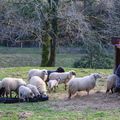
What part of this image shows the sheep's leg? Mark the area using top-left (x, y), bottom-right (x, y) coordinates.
top-left (68, 88), bottom-right (72, 99)
top-left (111, 87), bottom-right (114, 93)
top-left (48, 89), bottom-right (51, 93)
top-left (54, 86), bottom-right (57, 92)
top-left (86, 90), bottom-right (89, 95)
top-left (65, 83), bottom-right (67, 90)
top-left (2, 89), bottom-right (5, 97)
top-left (10, 91), bottom-right (12, 98)
top-left (6, 92), bottom-right (9, 98)
top-left (15, 91), bottom-right (19, 98)
top-left (106, 89), bottom-right (109, 93)
top-left (68, 92), bottom-right (71, 99)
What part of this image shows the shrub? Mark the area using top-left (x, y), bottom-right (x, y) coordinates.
top-left (73, 55), bottom-right (113, 69)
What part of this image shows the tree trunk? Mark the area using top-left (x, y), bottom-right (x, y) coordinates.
top-left (47, 0), bottom-right (58, 66)
top-left (115, 47), bottom-right (120, 71)
top-left (47, 34), bottom-right (56, 66)
top-left (41, 21), bottom-right (51, 67)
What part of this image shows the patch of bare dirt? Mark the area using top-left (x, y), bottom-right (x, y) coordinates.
top-left (0, 111), bottom-right (4, 117)
top-left (19, 112), bottom-right (33, 120)
top-left (48, 90), bottom-right (120, 111)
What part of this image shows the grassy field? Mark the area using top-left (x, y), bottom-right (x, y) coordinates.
top-left (0, 47), bottom-right (119, 120)
top-left (1, 67), bottom-right (119, 120)
top-left (0, 47), bottom-right (84, 68)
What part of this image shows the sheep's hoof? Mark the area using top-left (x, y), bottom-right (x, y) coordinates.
top-left (67, 97), bottom-right (71, 100)
top-left (106, 89), bottom-right (109, 93)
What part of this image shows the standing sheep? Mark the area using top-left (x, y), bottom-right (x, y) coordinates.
top-left (67, 73), bottom-right (101, 99)
top-left (28, 69), bottom-right (48, 81)
top-left (0, 78), bottom-right (26, 97)
top-left (46, 67), bottom-right (65, 83)
top-left (29, 76), bottom-right (47, 95)
top-left (27, 84), bottom-right (40, 97)
top-left (106, 74), bottom-right (117, 93)
top-left (19, 85), bottom-right (34, 101)
top-left (49, 71), bottom-right (76, 90)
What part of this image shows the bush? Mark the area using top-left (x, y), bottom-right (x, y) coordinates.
top-left (73, 55), bottom-right (113, 69)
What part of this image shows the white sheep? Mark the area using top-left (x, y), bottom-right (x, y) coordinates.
top-left (19, 85), bottom-right (34, 101)
top-left (106, 74), bottom-right (117, 93)
top-left (48, 79), bottom-right (60, 92)
top-left (29, 76), bottom-right (47, 95)
top-left (49, 71), bottom-right (76, 90)
top-left (1, 77), bottom-right (26, 97)
top-left (67, 73), bottom-right (101, 99)
top-left (28, 69), bottom-right (48, 81)
top-left (27, 84), bottom-right (40, 97)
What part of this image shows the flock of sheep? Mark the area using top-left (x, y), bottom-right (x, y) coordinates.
top-left (0, 67), bottom-right (118, 101)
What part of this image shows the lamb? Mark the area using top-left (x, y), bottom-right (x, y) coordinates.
top-left (48, 78), bottom-right (60, 92)
top-left (0, 77), bottom-right (26, 97)
top-left (49, 71), bottom-right (76, 90)
top-left (106, 74), bottom-right (117, 93)
top-left (26, 84), bottom-right (40, 97)
top-left (67, 73), bottom-right (101, 99)
top-left (19, 85), bottom-right (34, 101)
top-left (28, 69), bottom-right (48, 81)
top-left (29, 76), bottom-right (47, 95)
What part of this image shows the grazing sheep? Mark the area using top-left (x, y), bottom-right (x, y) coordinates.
top-left (29, 76), bottom-right (47, 95)
top-left (67, 73), bottom-right (101, 99)
top-left (19, 85), bottom-right (34, 101)
top-left (49, 71), bottom-right (76, 90)
top-left (27, 84), bottom-right (40, 97)
top-left (0, 78), bottom-right (26, 97)
top-left (48, 78), bottom-right (60, 92)
top-left (106, 74), bottom-right (117, 93)
top-left (28, 69), bottom-right (48, 81)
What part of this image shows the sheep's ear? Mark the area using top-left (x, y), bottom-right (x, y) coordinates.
top-left (43, 70), bottom-right (48, 75)
top-left (30, 92), bottom-right (33, 97)
top-left (72, 72), bottom-right (76, 76)
top-left (70, 71), bottom-right (76, 76)
top-left (57, 77), bottom-right (61, 82)
top-left (98, 74), bottom-right (102, 78)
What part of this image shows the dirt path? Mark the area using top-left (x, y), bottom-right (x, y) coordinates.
top-left (48, 91), bottom-right (120, 111)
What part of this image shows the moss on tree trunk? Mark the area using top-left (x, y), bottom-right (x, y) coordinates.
top-left (41, 21), bottom-right (51, 67)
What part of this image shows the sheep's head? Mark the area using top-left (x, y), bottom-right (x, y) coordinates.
top-left (56, 77), bottom-right (61, 83)
top-left (70, 70), bottom-right (76, 76)
top-left (56, 67), bottom-right (65, 72)
top-left (68, 71), bottom-right (76, 80)
top-left (93, 73), bottom-right (102, 80)
top-left (29, 92), bottom-right (34, 98)
top-left (41, 70), bottom-right (48, 81)
top-left (17, 79), bottom-right (26, 86)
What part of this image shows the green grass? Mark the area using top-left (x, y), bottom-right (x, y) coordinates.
top-left (0, 67), bottom-right (117, 120)
top-left (0, 100), bottom-right (120, 120)
top-left (0, 47), bottom-right (117, 119)
top-left (0, 47), bottom-right (83, 67)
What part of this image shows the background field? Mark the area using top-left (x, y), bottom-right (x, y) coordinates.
top-left (0, 47), bottom-right (85, 68)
